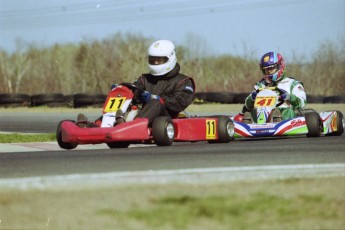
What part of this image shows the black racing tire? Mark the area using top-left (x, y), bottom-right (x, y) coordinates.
top-left (31, 93), bottom-right (64, 106)
top-left (305, 112), bottom-right (321, 137)
top-left (56, 120), bottom-right (78, 149)
top-left (208, 116), bottom-right (234, 143)
top-left (307, 95), bottom-right (324, 103)
top-left (106, 142), bottom-right (130, 148)
top-left (73, 93), bottom-right (106, 108)
top-left (323, 96), bottom-right (345, 104)
top-left (0, 93), bottom-right (31, 107)
top-left (193, 92), bottom-right (208, 104)
top-left (233, 93), bottom-right (249, 104)
top-left (194, 92), bottom-right (208, 100)
top-left (295, 108), bottom-right (317, 117)
top-left (206, 92), bottom-right (236, 104)
top-left (325, 111), bottom-right (344, 136)
top-left (152, 116), bottom-right (174, 146)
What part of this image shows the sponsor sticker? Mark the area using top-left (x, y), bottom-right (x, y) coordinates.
top-left (291, 119), bottom-right (304, 128)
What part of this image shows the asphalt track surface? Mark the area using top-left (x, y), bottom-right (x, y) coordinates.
top-left (0, 111), bottom-right (344, 184)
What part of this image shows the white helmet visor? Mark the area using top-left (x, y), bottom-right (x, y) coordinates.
top-left (148, 56), bottom-right (169, 65)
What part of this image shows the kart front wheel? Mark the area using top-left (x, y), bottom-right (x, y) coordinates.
top-left (208, 116), bottom-right (235, 143)
top-left (56, 120), bottom-right (78, 149)
top-left (305, 112), bottom-right (321, 137)
top-left (152, 116), bottom-right (174, 146)
top-left (326, 111), bottom-right (344, 136)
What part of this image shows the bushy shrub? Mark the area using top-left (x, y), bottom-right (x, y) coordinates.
top-left (0, 33), bottom-right (344, 96)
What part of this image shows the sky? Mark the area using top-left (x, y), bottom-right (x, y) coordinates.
top-left (0, 0), bottom-right (344, 61)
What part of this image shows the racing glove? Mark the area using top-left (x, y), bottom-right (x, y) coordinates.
top-left (250, 85), bottom-right (259, 100)
top-left (250, 91), bottom-right (257, 100)
top-left (141, 91), bottom-right (164, 104)
top-left (279, 89), bottom-right (290, 101)
top-left (111, 84), bottom-right (118, 90)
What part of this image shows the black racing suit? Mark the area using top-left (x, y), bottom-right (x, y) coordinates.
top-left (134, 63), bottom-right (195, 126)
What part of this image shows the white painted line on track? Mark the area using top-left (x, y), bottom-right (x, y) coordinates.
top-left (1, 163), bottom-right (344, 190)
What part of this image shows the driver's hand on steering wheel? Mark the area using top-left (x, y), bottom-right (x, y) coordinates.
top-left (111, 84), bottom-right (118, 90)
top-left (279, 89), bottom-right (290, 101)
top-left (141, 91), bottom-right (164, 104)
top-left (250, 85), bottom-right (260, 100)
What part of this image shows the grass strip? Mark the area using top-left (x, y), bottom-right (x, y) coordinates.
top-left (1, 177), bottom-right (344, 229)
top-left (0, 133), bottom-right (55, 143)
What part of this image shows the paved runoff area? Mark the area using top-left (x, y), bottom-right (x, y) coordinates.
top-left (1, 164), bottom-right (344, 189)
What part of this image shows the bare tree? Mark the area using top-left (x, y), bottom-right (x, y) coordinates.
top-left (0, 51), bottom-right (30, 93)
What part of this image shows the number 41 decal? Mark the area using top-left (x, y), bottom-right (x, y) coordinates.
top-left (254, 96), bottom-right (276, 107)
top-left (206, 119), bottom-right (216, 139)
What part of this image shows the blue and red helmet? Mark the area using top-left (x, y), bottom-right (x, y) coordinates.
top-left (259, 52), bottom-right (285, 82)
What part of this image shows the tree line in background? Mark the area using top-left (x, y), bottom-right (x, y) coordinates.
top-left (0, 33), bottom-right (344, 96)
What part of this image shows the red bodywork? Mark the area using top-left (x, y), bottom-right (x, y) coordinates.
top-left (60, 117), bottom-right (219, 145)
top-left (59, 84), bottom-right (226, 147)
top-left (102, 86), bottom-right (134, 114)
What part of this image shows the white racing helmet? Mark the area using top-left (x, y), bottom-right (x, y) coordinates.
top-left (147, 40), bottom-right (177, 76)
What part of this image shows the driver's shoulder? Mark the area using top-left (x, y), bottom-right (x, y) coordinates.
top-left (173, 73), bottom-right (194, 86)
top-left (281, 76), bottom-right (302, 85)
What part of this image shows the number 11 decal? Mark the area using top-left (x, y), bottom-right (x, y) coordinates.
top-left (104, 97), bottom-right (126, 112)
top-left (206, 119), bottom-right (216, 139)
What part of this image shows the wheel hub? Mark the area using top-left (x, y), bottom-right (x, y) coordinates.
top-left (227, 122), bottom-right (235, 138)
top-left (167, 123), bottom-right (174, 139)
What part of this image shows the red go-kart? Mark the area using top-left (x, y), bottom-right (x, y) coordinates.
top-left (56, 83), bottom-right (235, 149)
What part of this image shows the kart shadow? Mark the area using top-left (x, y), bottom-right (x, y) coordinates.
top-left (235, 135), bottom-right (307, 142)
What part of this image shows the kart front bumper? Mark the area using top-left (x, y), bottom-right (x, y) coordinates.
top-left (60, 118), bottom-right (150, 144)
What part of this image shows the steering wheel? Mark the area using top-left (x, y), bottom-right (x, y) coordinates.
top-left (118, 83), bottom-right (144, 104)
top-left (274, 87), bottom-right (286, 107)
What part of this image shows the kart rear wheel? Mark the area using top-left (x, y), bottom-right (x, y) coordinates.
top-left (107, 142), bottom-right (130, 148)
top-left (56, 120), bottom-right (78, 149)
top-left (325, 111), bottom-right (344, 136)
top-left (305, 112), bottom-right (321, 137)
top-left (208, 116), bottom-right (235, 143)
top-left (152, 116), bottom-right (174, 146)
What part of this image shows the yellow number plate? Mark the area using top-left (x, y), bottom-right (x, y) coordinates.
top-left (254, 96), bottom-right (276, 107)
top-left (206, 119), bottom-right (216, 139)
top-left (104, 97), bottom-right (126, 113)
top-left (331, 113), bottom-right (338, 131)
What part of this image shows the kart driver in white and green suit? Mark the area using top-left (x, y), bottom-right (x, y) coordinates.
top-left (244, 52), bottom-right (307, 121)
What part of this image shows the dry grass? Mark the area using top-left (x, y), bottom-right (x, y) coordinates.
top-left (1, 177), bottom-right (344, 230)
top-left (0, 34), bottom-right (344, 95)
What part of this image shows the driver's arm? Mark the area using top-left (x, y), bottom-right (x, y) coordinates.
top-left (133, 75), bottom-right (145, 91)
top-left (245, 82), bottom-right (264, 110)
top-left (162, 78), bottom-right (195, 113)
top-left (290, 82), bottom-right (306, 109)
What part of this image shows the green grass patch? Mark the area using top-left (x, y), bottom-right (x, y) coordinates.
top-left (119, 191), bottom-right (342, 229)
top-left (3, 177), bottom-right (341, 229)
top-left (0, 133), bottom-right (55, 143)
